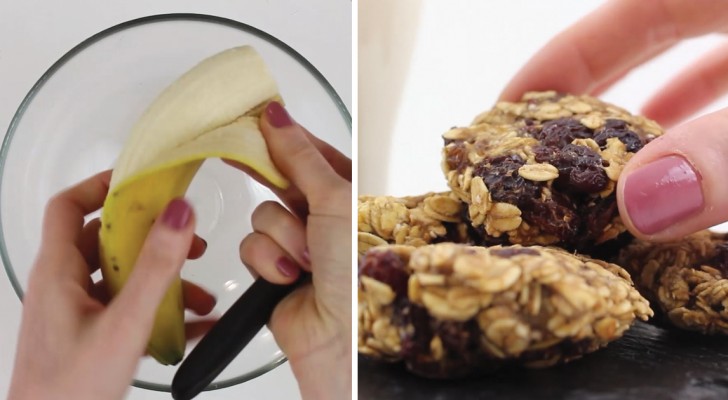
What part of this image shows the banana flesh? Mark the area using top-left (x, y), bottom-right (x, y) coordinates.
top-left (99, 46), bottom-right (287, 365)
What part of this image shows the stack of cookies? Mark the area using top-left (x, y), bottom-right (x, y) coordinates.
top-left (358, 91), bottom-right (728, 378)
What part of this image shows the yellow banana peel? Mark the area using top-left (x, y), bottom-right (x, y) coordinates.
top-left (99, 46), bottom-right (287, 365)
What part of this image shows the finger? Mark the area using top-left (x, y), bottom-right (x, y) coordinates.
top-left (182, 280), bottom-right (216, 316)
top-left (642, 41), bottom-right (728, 128)
top-left (223, 124), bottom-right (351, 219)
top-left (101, 198), bottom-right (195, 353)
top-left (617, 107), bottom-right (728, 241)
top-left (188, 235), bottom-right (207, 260)
top-left (301, 126), bottom-right (352, 182)
top-left (42, 170), bottom-right (111, 246)
top-left (587, 41), bottom-right (675, 97)
top-left (223, 159), bottom-right (309, 219)
top-left (185, 320), bottom-right (218, 342)
top-left (78, 218), bottom-right (101, 272)
top-left (91, 279), bottom-right (215, 315)
top-left (261, 101), bottom-right (347, 211)
top-left (239, 232), bottom-right (301, 284)
top-left (500, 0), bottom-right (728, 101)
top-left (223, 123), bottom-right (351, 188)
top-left (252, 201), bottom-right (310, 271)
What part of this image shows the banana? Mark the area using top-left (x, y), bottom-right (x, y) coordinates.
top-left (99, 46), bottom-right (288, 365)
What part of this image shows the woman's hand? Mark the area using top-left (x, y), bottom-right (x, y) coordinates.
top-left (8, 172), bottom-right (215, 400)
top-left (501, 0), bottom-right (728, 241)
top-left (227, 101), bottom-right (352, 400)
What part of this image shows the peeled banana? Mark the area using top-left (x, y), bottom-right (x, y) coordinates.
top-left (99, 46), bottom-right (288, 365)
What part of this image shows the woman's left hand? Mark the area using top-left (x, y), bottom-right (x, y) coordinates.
top-left (8, 171), bottom-right (215, 400)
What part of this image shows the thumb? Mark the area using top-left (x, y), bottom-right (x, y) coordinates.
top-left (261, 101), bottom-right (346, 210)
top-left (617, 108), bottom-right (728, 241)
top-left (103, 198), bottom-right (195, 349)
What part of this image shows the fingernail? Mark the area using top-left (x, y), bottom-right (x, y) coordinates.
top-left (201, 238), bottom-right (208, 249)
top-left (265, 101), bottom-right (293, 128)
top-left (161, 198), bottom-right (192, 230)
top-left (275, 256), bottom-right (298, 278)
top-left (302, 248), bottom-right (311, 265)
top-left (623, 155), bottom-right (703, 234)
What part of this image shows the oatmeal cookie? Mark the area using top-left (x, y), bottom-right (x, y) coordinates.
top-left (357, 192), bottom-right (471, 255)
top-left (358, 242), bottom-right (652, 378)
top-left (442, 91), bottom-right (663, 251)
top-left (617, 230), bottom-right (728, 334)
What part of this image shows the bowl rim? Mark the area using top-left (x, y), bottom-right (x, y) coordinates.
top-left (0, 12), bottom-right (351, 393)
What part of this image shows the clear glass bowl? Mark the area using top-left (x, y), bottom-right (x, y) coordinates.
top-left (0, 13), bottom-right (350, 392)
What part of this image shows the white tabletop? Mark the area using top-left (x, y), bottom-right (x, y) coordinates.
top-left (0, 1), bottom-right (350, 399)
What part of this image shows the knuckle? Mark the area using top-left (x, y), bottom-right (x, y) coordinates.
top-left (239, 234), bottom-right (259, 262)
top-left (287, 139), bottom-right (320, 165)
top-left (309, 178), bottom-right (351, 213)
top-left (44, 193), bottom-right (65, 216)
top-left (252, 201), bottom-right (283, 224)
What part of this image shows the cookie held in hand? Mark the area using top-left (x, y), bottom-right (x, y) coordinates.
top-left (442, 91), bottom-right (663, 252)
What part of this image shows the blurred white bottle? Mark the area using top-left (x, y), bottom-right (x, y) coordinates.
top-left (358, 0), bottom-right (422, 195)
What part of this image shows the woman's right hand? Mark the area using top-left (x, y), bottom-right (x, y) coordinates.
top-left (228, 101), bottom-right (352, 400)
top-left (501, 0), bottom-right (728, 241)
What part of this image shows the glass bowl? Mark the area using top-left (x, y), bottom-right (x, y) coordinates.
top-left (0, 13), bottom-right (350, 392)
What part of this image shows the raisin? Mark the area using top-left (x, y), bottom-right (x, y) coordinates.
top-left (605, 119), bottom-right (628, 129)
top-left (524, 193), bottom-right (580, 242)
top-left (359, 251), bottom-right (409, 298)
top-left (436, 319), bottom-right (480, 355)
top-left (593, 119), bottom-right (643, 152)
top-left (520, 121), bottom-right (542, 137)
top-left (445, 141), bottom-right (470, 172)
top-left (549, 144), bottom-right (609, 193)
top-left (533, 145), bottom-right (558, 164)
top-left (584, 196), bottom-right (618, 243)
top-left (533, 118), bottom-right (594, 148)
top-left (399, 303), bottom-right (433, 359)
top-left (474, 154), bottom-right (541, 208)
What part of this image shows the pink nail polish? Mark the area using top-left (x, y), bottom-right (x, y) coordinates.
top-left (623, 155), bottom-right (703, 234)
top-left (161, 198), bottom-right (192, 230)
top-left (275, 256), bottom-right (299, 278)
top-left (265, 101), bottom-right (293, 128)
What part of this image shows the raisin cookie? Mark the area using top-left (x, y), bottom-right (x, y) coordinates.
top-left (357, 192), bottom-right (471, 255)
top-left (358, 243), bottom-right (652, 378)
top-left (442, 91), bottom-right (663, 251)
top-left (617, 230), bottom-right (728, 334)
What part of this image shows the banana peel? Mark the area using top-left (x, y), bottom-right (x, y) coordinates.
top-left (99, 46), bottom-right (287, 365)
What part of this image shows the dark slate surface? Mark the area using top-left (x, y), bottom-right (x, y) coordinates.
top-left (358, 322), bottom-right (728, 400)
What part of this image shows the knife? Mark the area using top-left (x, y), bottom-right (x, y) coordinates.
top-left (171, 274), bottom-right (307, 400)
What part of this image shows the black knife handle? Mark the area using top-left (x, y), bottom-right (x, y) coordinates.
top-left (171, 275), bottom-right (305, 400)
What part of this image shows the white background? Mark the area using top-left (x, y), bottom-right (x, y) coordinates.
top-left (0, 1), bottom-right (350, 399)
top-left (359, 0), bottom-right (728, 196)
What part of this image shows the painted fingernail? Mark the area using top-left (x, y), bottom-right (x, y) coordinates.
top-left (275, 256), bottom-right (298, 278)
top-left (201, 238), bottom-right (208, 249)
top-left (623, 155), bottom-right (703, 235)
top-left (302, 248), bottom-right (311, 265)
top-left (161, 198), bottom-right (192, 230)
top-left (265, 101), bottom-right (293, 128)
